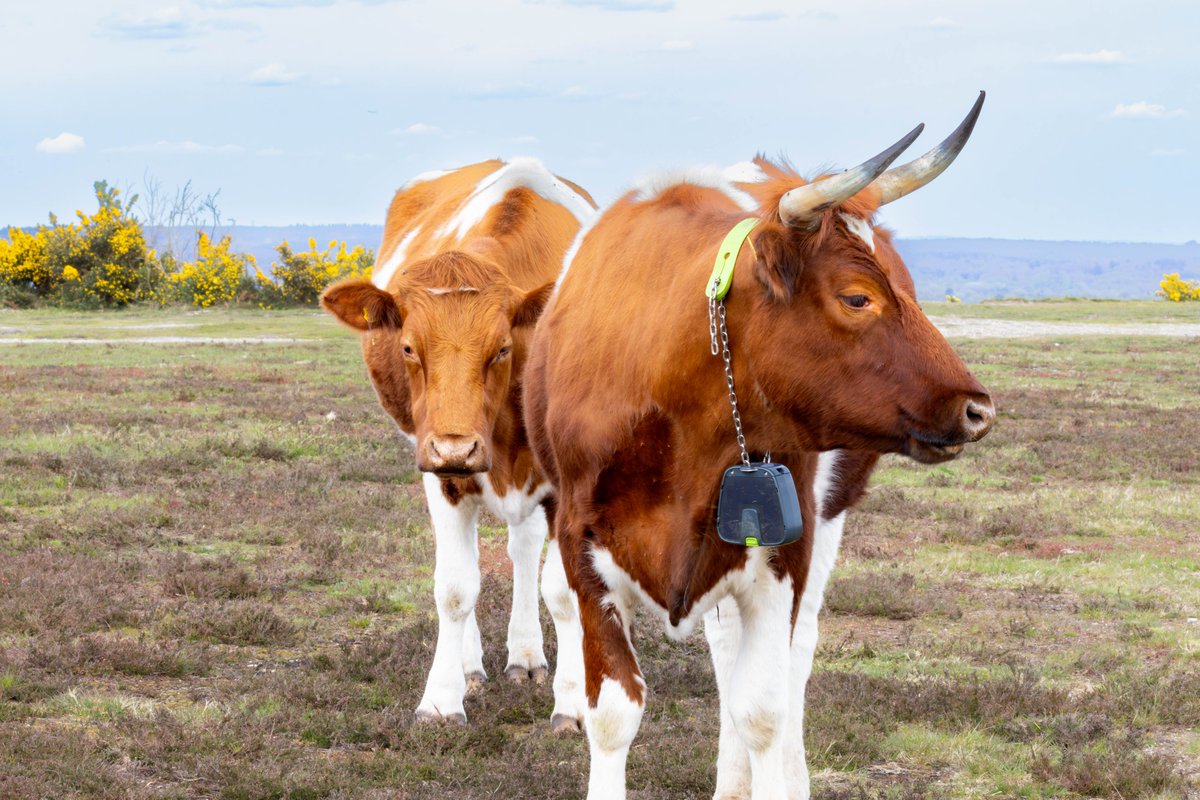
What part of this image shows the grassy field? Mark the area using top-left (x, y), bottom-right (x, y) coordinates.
top-left (1, 304), bottom-right (1198, 799)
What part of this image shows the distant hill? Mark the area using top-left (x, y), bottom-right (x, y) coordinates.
top-left (6, 223), bottom-right (1198, 302)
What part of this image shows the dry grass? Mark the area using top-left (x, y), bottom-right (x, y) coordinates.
top-left (0, 307), bottom-right (1197, 798)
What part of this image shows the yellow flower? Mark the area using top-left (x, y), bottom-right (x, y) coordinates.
top-left (62, 265), bottom-right (80, 281)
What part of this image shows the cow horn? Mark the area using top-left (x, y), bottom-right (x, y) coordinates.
top-left (872, 91), bottom-right (985, 207)
top-left (778, 123), bottom-right (924, 228)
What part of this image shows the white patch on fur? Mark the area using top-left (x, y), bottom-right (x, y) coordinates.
top-left (372, 225), bottom-right (422, 289)
top-left (479, 478), bottom-right (552, 525)
top-left (555, 210), bottom-right (601, 290)
top-left (723, 160), bottom-right (768, 184)
top-left (401, 169), bottom-right (451, 190)
top-left (585, 677), bottom-right (644, 800)
top-left (589, 544), bottom-right (767, 642)
top-left (631, 165), bottom-right (758, 212)
top-left (437, 157), bottom-right (594, 241)
top-left (424, 286), bottom-right (480, 295)
top-left (840, 213), bottom-right (875, 254)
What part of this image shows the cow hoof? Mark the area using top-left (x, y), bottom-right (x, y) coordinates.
top-left (504, 665), bottom-right (530, 684)
top-left (531, 665), bottom-right (549, 685)
top-left (414, 709), bottom-right (468, 726)
top-left (465, 671), bottom-right (488, 695)
top-left (551, 713), bottom-right (583, 735)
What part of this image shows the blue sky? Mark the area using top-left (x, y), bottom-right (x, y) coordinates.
top-left (2, 0), bottom-right (1196, 242)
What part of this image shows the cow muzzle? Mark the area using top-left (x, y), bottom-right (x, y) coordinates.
top-left (419, 434), bottom-right (490, 474)
top-left (904, 395), bottom-right (995, 464)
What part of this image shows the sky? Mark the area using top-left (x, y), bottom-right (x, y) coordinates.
top-left (1, 0), bottom-right (1196, 242)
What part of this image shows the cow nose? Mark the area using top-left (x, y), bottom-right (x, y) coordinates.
top-left (425, 435), bottom-right (487, 473)
top-left (961, 397), bottom-right (995, 441)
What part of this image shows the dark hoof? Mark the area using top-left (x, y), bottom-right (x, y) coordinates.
top-left (505, 664), bottom-right (550, 684)
top-left (415, 709), bottom-right (468, 726)
top-left (551, 713), bottom-right (583, 735)
top-left (465, 671), bottom-right (488, 695)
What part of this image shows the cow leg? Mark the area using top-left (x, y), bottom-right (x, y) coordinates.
top-left (729, 571), bottom-right (794, 800)
top-left (463, 608), bottom-right (486, 694)
top-left (704, 597), bottom-right (751, 800)
top-left (542, 537), bottom-right (586, 731)
top-left (504, 507), bottom-right (549, 682)
top-left (784, 510), bottom-right (847, 798)
top-left (416, 473), bottom-right (482, 724)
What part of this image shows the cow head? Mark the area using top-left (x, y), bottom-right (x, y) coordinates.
top-left (742, 93), bottom-right (994, 463)
top-left (322, 246), bottom-right (554, 474)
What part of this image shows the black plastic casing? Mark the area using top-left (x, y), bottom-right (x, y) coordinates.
top-left (716, 462), bottom-right (804, 547)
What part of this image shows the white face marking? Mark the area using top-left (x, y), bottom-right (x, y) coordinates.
top-left (437, 157), bottom-right (595, 241)
top-left (840, 212), bottom-right (875, 254)
top-left (372, 225), bottom-right (422, 289)
top-left (631, 165), bottom-right (758, 212)
top-left (424, 286), bottom-right (480, 295)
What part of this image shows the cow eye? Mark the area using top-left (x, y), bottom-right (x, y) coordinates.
top-left (493, 346), bottom-right (512, 364)
top-left (402, 343), bottom-right (418, 360)
top-left (841, 294), bottom-right (870, 310)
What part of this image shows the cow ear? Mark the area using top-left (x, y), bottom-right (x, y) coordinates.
top-left (752, 227), bottom-right (802, 304)
top-left (511, 281), bottom-right (555, 328)
top-left (321, 279), bottom-right (403, 332)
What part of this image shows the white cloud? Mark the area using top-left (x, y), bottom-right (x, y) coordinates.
top-left (1110, 102), bottom-right (1187, 120)
top-left (1051, 49), bottom-right (1131, 65)
top-left (101, 7), bottom-right (195, 39)
top-left (921, 17), bottom-right (960, 30)
top-left (392, 123), bottom-right (441, 135)
top-left (246, 62), bottom-right (305, 86)
top-left (36, 132), bottom-right (86, 154)
top-left (661, 39), bottom-right (694, 51)
top-left (107, 140), bottom-right (244, 154)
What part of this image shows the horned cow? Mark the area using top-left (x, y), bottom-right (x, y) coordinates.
top-left (322, 159), bottom-right (595, 726)
top-left (526, 95), bottom-right (994, 798)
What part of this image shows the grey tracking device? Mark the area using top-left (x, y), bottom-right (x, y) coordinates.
top-left (716, 462), bottom-right (804, 547)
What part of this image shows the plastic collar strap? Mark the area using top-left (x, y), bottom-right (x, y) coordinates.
top-left (705, 217), bottom-right (760, 301)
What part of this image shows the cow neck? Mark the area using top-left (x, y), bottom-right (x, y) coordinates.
top-left (706, 218), bottom-right (761, 467)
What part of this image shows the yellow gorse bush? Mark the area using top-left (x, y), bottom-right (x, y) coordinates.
top-left (257, 237), bottom-right (373, 306)
top-left (0, 182), bottom-right (158, 306)
top-left (1157, 273), bottom-right (1200, 302)
top-left (172, 233), bottom-right (256, 307)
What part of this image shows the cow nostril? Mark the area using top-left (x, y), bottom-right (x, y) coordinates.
top-left (963, 399), bottom-right (995, 437)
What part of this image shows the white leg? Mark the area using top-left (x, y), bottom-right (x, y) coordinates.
top-left (462, 608), bottom-right (486, 694)
top-left (542, 538), bottom-right (586, 731)
top-left (416, 472), bottom-right (481, 723)
top-left (704, 598), bottom-right (751, 800)
top-left (784, 511), bottom-right (846, 797)
top-left (504, 508), bottom-right (549, 682)
top-left (729, 573), bottom-right (794, 800)
top-left (586, 677), bottom-right (644, 800)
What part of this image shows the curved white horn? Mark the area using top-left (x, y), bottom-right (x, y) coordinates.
top-left (779, 123), bottom-right (924, 228)
top-left (872, 91), bottom-right (985, 206)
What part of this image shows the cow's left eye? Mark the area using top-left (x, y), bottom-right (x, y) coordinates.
top-left (493, 346), bottom-right (512, 363)
top-left (841, 294), bottom-right (871, 310)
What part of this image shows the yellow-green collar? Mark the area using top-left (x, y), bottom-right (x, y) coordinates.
top-left (705, 218), bottom-right (760, 301)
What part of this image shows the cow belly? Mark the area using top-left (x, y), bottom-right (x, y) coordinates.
top-left (590, 545), bottom-right (772, 642)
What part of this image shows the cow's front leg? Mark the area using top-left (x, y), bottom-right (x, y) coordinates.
top-left (730, 569), bottom-right (794, 800)
top-left (542, 537), bottom-right (585, 732)
top-left (704, 597), bottom-right (750, 800)
top-left (504, 506), bottom-right (549, 682)
top-left (416, 473), bottom-right (482, 724)
top-left (784, 510), bottom-right (847, 799)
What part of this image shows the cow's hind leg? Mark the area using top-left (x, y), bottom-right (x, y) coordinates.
top-left (504, 506), bottom-right (549, 682)
top-left (416, 473), bottom-right (482, 724)
top-left (704, 597), bottom-right (750, 800)
top-left (542, 537), bottom-right (585, 732)
top-left (729, 568), bottom-right (794, 800)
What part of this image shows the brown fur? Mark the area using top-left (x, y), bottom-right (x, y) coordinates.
top-left (526, 158), bottom-right (992, 706)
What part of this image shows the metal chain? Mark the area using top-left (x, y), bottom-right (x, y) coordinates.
top-left (708, 295), bottom-right (751, 467)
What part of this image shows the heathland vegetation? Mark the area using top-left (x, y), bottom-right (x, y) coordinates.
top-left (0, 306), bottom-right (1198, 798)
top-left (0, 181), bottom-right (373, 310)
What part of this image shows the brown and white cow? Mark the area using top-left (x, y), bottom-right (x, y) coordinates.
top-left (321, 159), bottom-right (595, 725)
top-left (525, 96), bottom-right (994, 798)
